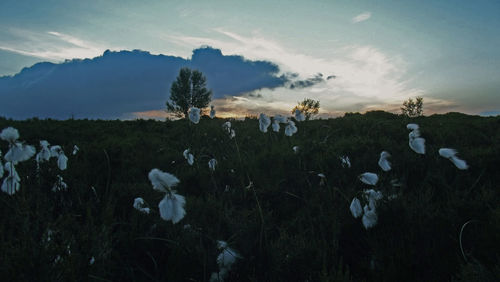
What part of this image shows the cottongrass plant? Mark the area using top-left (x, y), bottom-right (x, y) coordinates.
top-left (183, 149), bottom-right (195, 165)
top-left (439, 148), bottom-right (468, 170)
top-left (210, 240), bottom-right (241, 282)
top-left (36, 140), bottom-right (51, 163)
top-left (208, 158), bottom-right (217, 171)
top-left (1, 127), bottom-right (35, 195)
top-left (340, 156), bottom-right (351, 168)
top-left (350, 189), bottom-right (383, 229)
top-left (210, 105), bottom-right (216, 119)
top-left (359, 172), bottom-right (379, 186)
top-left (294, 109), bottom-right (305, 121)
top-left (378, 151), bottom-right (392, 171)
top-left (1, 162), bottom-right (20, 195)
top-left (148, 168), bottom-right (186, 223)
top-left (1, 127), bottom-right (36, 164)
top-left (189, 107), bottom-right (201, 124)
top-left (284, 120), bottom-right (298, 137)
top-left (50, 145), bottom-right (68, 170)
top-left (133, 197), bottom-right (151, 214)
top-left (258, 113), bottom-right (271, 133)
top-left (407, 123), bottom-right (425, 154)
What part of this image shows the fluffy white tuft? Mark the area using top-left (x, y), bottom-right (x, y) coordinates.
top-left (378, 151), bottom-right (391, 171)
top-left (409, 137), bottom-right (426, 154)
top-left (359, 172), bottom-right (379, 186)
top-left (208, 158), bottom-right (217, 171)
top-left (222, 121), bottom-right (231, 133)
top-left (406, 123), bottom-right (419, 131)
top-left (340, 156), bottom-right (351, 168)
top-left (273, 115), bottom-right (288, 124)
top-left (350, 198), bottom-right (363, 218)
top-left (362, 205), bottom-right (378, 229)
top-left (0, 127), bottom-right (20, 143)
top-left (72, 145), bottom-right (79, 155)
top-left (210, 105), bottom-right (216, 119)
top-left (158, 193), bottom-right (186, 223)
top-left (148, 168), bottom-right (180, 192)
top-left (450, 156), bottom-right (469, 170)
top-left (271, 121), bottom-right (280, 132)
top-left (284, 120), bottom-right (298, 137)
top-left (294, 109), bottom-right (305, 122)
top-left (259, 113), bottom-right (271, 133)
top-left (292, 146), bottom-right (299, 153)
top-left (57, 153), bottom-right (68, 170)
top-left (188, 107), bottom-right (201, 124)
top-left (5, 142), bottom-right (36, 163)
top-left (133, 197), bottom-right (151, 214)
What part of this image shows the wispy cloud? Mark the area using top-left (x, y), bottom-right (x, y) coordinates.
top-left (351, 12), bottom-right (372, 23)
top-left (165, 29), bottom-right (445, 117)
top-left (0, 28), bottom-right (114, 61)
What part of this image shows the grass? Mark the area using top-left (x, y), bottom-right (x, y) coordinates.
top-left (0, 111), bottom-right (499, 281)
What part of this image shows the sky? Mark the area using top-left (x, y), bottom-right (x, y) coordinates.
top-left (1, 0), bottom-right (499, 118)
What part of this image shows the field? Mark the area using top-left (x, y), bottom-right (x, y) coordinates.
top-left (0, 111), bottom-right (499, 281)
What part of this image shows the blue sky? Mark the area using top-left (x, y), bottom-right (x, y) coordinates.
top-left (1, 0), bottom-right (499, 117)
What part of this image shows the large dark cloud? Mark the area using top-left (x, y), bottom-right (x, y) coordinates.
top-left (0, 47), bottom-right (287, 119)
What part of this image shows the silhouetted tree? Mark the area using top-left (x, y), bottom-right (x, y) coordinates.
top-left (166, 68), bottom-right (212, 118)
top-left (401, 97), bottom-right (424, 117)
top-left (292, 98), bottom-right (320, 120)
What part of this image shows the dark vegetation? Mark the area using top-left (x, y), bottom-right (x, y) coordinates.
top-left (0, 111), bottom-right (499, 281)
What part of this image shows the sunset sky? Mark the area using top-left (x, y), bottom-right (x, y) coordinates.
top-left (1, 0), bottom-right (499, 118)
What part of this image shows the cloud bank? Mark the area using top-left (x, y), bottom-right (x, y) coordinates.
top-left (0, 46), bottom-right (288, 119)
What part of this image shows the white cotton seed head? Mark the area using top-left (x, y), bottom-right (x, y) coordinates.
top-left (5, 143), bottom-right (36, 163)
top-left (378, 151), bottom-right (391, 172)
top-left (284, 121), bottom-right (297, 137)
top-left (362, 205), bottom-right (378, 229)
top-left (292, 146), bottom-right (299, 153)
top-left (350, 198), bottom-right (363, 218)
top-left (450, 156), bottom-right (469, 170)
top-left (57, 153), bottom-right (68, 170)
top-left (189, 107), bottom-right (201, 124)
top-left (340, 156), bottom-right (351, 168)
top-left (273, 115), bottom-right (288, 124)
top-left (217, 247), bottom-right (240, 270)
top-left (37, 141), bottom-right (51, 162)
top-left (230, 129), bottom-right (235, 139)
top-left (2, 175), bottom-right (20, 195)
top-left (133, 197), bottom-right (151, 214)
top-left (294, 109), bottom-right (305, 121)
top-left (50, 145), bottom-right (63, 158)
top-left (208, 159), bottom-right (217, 171)
top-left (406, 123), bottom-right (419, 131)
top-left (148, 168), bottom-right (180, 192)
top-left (158, 193), bottom-right (186, 223)
top-left (183, 149), bottom-right (190, 159)
top-left (409, 137), bottom-right (426, 154)
top-left (222, 121), bottom-right (231, 133)
top-left (0, 127), bottom-right (20, 143)
top-left (259, 113), bottom-right (271, 133)
top-left (272, 121), bottom-right (280, 132)
top-left (187, 154), bottom-right (194, 165)
top-left (359, 172), bottom-right (379, 186)
top-left (210, 105), bottom-right (216, 119)
top-left (72, 145), bottom-right (79, 155)
top-left (439, 148), bottom-right (457, 159)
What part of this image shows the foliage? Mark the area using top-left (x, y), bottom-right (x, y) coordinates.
top-left (166, 68), bottom-right (212, 118)
top-left (292, 98), bottom-right (320, 120)
top-left (401, 96), bottom-right (424, 117)
top-left (0, 112), bottom-right (499, 281)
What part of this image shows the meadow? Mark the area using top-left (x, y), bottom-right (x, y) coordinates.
top-left (0, 111), bottom-right (499, 281)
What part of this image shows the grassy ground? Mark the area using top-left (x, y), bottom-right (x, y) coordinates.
top-left (0, 111), bottom-right (499, 281)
